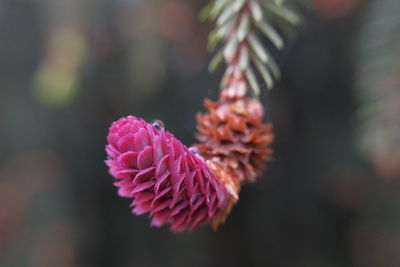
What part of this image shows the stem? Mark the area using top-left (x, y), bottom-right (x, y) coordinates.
top-left (220, 3), bottom-right (253, 99)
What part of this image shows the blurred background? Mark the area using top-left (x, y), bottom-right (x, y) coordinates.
top-left (1, 0), bottom-right (400, 266)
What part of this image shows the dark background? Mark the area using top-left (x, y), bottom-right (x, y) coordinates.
top-left (1, 0), bottom-right (400, 266)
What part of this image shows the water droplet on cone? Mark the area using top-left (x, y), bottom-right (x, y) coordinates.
top-left (151, 119), bottom-right (165, 131)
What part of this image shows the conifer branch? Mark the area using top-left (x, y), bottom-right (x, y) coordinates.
top-left (202, 0), bottom-right (300, 98)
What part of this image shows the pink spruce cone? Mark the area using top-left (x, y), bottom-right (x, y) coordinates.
top-left (105, 116), bottom-right (228, 232)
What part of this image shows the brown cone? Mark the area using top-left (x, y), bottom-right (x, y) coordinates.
top-left (195, 96), bottom-right (274, 228)
top-left (196, 97), bottom-right (274, 184)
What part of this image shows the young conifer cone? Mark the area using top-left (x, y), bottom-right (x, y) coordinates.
top-left (196, 96), bottom-right (274, 184)
top-left (105, 116), bottom-right (231, 232)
